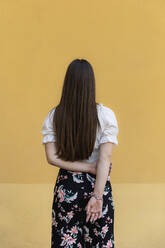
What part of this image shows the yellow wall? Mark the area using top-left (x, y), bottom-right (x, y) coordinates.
top-left (0, 0), bottom-right (164, 247)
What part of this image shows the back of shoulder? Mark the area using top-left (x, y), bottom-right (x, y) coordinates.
top-left (42, 106), bottom-right (56, 130)
top-left (48, 106), bottom-right (56, 116)
top-left (45, 107), bottom-right (56, 121)
top-left (98, 103), bottom-right (118, 126)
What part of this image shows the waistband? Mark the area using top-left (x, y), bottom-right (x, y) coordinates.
top-left (59, 167), bottom-right (111, 181)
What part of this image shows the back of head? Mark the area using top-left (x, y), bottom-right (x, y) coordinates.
top-left (53, 58), bottom-right (100, 161)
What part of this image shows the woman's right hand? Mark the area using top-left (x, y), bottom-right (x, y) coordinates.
top-left (89, 161), bottom-right (111, 175)
top-left (89, 160), bottom-right (98, 175)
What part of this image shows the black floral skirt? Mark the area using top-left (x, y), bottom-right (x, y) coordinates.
top-left (51, 163), bottom-right (115, 248)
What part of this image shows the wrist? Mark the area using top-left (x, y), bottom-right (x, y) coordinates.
top-left (91, 192), bottom-right (103, 201)
top-left (85, 162), bottom-right (93, 173)
top-left (89, 164), bottom-right (93, 174)
top-left (94, 190), bottom-right (103, 197)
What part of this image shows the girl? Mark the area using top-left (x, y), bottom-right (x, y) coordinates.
top-left (41, 58), bottom-right (119, 247)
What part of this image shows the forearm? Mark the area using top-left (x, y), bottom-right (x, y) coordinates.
top-left (93, 157), bottom-right (111, 197)
top-left (48, 155), bottom-right (91, 173)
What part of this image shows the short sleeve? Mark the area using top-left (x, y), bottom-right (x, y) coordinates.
top-left (99, 106), bottom-right (119, 146)
top-left (41, 108), bottom-right (56, 145)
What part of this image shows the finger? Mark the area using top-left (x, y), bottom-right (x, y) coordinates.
top-left (98, 211), bottom-right (102, 218)
top-left (92, 213), bottom-right (99, 222)
top-left (85, 206), bottom-right (91, 217)
top-left (91, 213), bottom-right (100, 223)
top-left (85, 205), bottom-right (89, 212)
top-left (86, 210), bottom-right (94, 223)
top-left (86, 212), bottom-right (91, 222)
top-left (86, 209), bottom-right (92, 222)
top-left (90, 213), bottom-right (96, 223)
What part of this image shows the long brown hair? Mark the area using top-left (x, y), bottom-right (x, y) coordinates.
top-left (53, 58), bottom-right (101, 161)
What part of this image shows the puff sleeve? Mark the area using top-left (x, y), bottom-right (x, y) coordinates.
top-left (99, 106), bottom-right (119, 146)
top-left (41, 108), bottom-right (56, 144)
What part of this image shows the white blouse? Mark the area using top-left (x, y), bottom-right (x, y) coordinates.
top-left (41, 103), bottom-right (119, 163)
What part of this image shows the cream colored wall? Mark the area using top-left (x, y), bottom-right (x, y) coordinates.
top-left (0, 0), bottom-right (165, 247)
